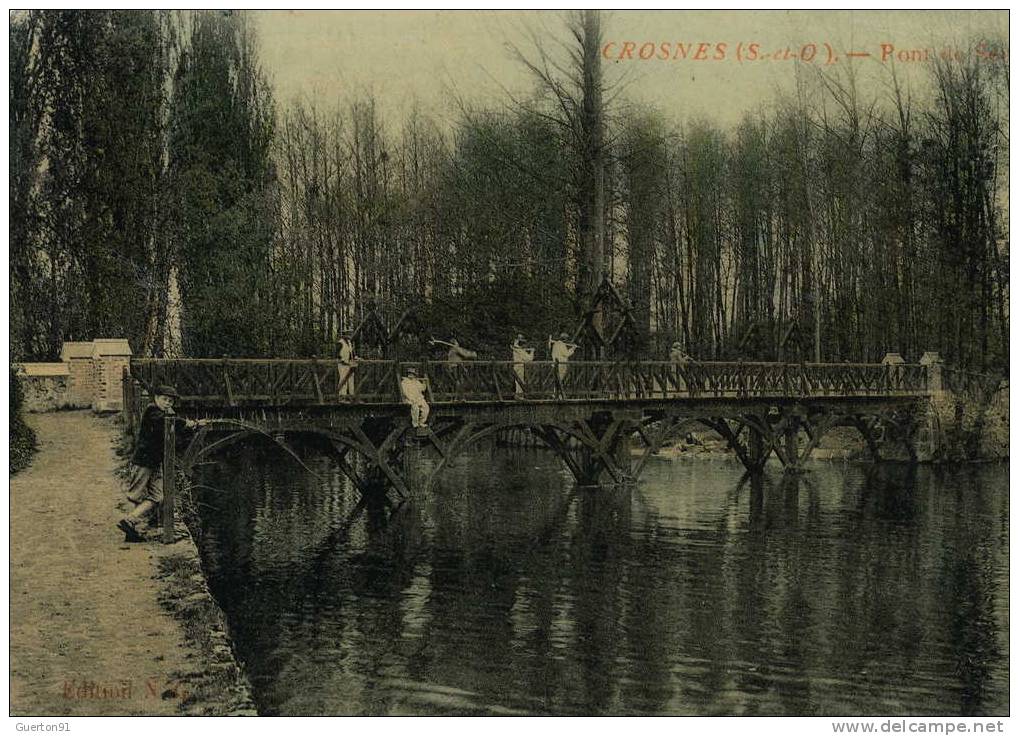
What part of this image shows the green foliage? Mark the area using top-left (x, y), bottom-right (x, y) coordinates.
top-left (8, 14), bottom-right (1008, 373)
top-left (10, 367), bottom-right (38, 474)
top-left (414, 273), bottom-right (576, 360)
top-left (170, 11), bottom-right (276, 357)
top-left (10, 10), bottom-right (171, 361)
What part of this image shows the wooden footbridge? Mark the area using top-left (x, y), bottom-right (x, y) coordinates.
top-left (121, 355), bottom-right (968, 542)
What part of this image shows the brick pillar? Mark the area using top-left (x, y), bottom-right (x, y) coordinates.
top-left (90, 339), bottom-right (133, 412)
top-left (60, 341), bottom-right (96, 408)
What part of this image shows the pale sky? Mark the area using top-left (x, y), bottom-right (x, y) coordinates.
top-left (254, 10), bottom-right (1007, 130)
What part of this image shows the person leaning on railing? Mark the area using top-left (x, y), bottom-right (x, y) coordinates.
top-left (118, 385), bottom-right (207, 542)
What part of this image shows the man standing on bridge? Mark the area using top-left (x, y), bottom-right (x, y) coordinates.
top-left (550, 332), bottom-right (578, 398)
top-left (337, 331), bottom-right (356, 398)
top-left (430, 337), bottom-right (478, 363)
top-left (119, 385), bottom-right (204, 542)
top-left (400, 367), bottom-right (431, 429)
top-left (511, 334), bottom-right (535, 399)
top-left (669, 341), bottom-right (694, 396)
top-left (669, 341), bottom-right (692, 366)
top-left (431, 337), bottom-right (478, 396)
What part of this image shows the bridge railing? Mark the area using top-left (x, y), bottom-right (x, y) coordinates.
top-left (129, 358), bottom-right (930, 407)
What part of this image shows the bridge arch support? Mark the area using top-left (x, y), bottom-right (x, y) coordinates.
top-left (422, 416), bottom-right (642, 490)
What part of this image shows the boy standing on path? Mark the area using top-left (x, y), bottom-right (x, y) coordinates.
top-left (119, 385), bottom-right (202, 542)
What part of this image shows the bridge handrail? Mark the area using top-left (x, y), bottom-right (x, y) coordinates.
top-left (127, 357), bottom-right (931, 407)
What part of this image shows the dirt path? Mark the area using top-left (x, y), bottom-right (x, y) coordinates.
top-left (10, 411), bottom-right (208, 715)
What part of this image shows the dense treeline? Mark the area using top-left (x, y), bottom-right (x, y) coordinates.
top-left (9, 10), bottom-right (1009, 370)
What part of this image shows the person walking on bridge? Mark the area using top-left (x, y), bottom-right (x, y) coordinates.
top-left (400, 367), bottom-right (431, 429)
top-left (119, 385), bottom-right (204, 542)
top-left (337, 331), bottom-right (357, 398)
top-left (511, 334), bottom-right (535, 399)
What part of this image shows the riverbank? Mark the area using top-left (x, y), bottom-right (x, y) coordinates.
top-left (10, 411), bottom-right (255, 716)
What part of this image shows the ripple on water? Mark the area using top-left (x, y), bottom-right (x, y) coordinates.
top-left (194, 444), bottom-right (1009, 716)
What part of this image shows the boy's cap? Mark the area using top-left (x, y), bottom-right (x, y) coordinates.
top-left (154, 384), bottom-right (180, 399)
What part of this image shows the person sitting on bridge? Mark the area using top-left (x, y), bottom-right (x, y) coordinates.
top-left (337, 331), bottom-right (356, 398)
top-left (511, 333), bottom-right (535, 399)
top-left (400, 367), bottom-right (431, 429)
top-left (119, 385), bottom-right (204, 542)
top-left (549, 332), bottom-right (579, 397)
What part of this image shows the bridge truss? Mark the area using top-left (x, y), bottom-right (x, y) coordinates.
top-left (123, 357), bottom-right (946, 542)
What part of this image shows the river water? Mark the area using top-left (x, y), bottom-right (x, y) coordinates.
top-left (192, 442), bottom-right (1008, 716)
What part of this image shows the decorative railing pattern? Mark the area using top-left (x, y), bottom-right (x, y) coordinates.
top-left (128, 358), bottom-right (932, 407)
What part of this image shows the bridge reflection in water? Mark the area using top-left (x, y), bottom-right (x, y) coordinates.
top-left (192, 444), bottom-right (1008, 716)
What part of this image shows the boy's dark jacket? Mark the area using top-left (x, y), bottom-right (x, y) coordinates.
top-left (132, 405), bottom-right (169, 469)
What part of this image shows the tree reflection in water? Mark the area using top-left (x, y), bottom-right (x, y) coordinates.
top-left (193, 439), bottom-right (1008, 716)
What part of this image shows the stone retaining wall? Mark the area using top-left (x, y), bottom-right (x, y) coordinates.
top-left (19, 363), bottom-right (77, 412)
top-left (17, 339), bottom-right (132, 413)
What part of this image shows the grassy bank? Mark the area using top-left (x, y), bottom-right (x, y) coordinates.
top-left (10, 367), bottom-right (37, 473)
top-left (115, 419), bottom-right (258, 715)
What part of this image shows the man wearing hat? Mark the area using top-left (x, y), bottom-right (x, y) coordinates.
top-left (669, 341), bottom-right (694, 396)
top-left (510, 333), bottom-right (535, 399)
top-left (337, 330), bottom-right (356, 398)
top-left (549, 331), bottom-right (579, 397)
top-left (119, 385), bottom-right (202, 542)
top-left (399, 367), bottom-right (430, 429)
top-left (669, 341), bottom-right (692, 367)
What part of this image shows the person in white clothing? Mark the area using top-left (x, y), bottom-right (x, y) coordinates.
top-left (511, 333), bottom-right (535, 398)
top-left (400, 367), bottom-right (430, 428)
top-left (549, 332), bottom-right (578, 397)
top-left (669, 341), bottom-right (695, 395)
top-left (337, 332), bottom-right (356, 397)
top-left (430, 337), bottom-right (478, 363)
